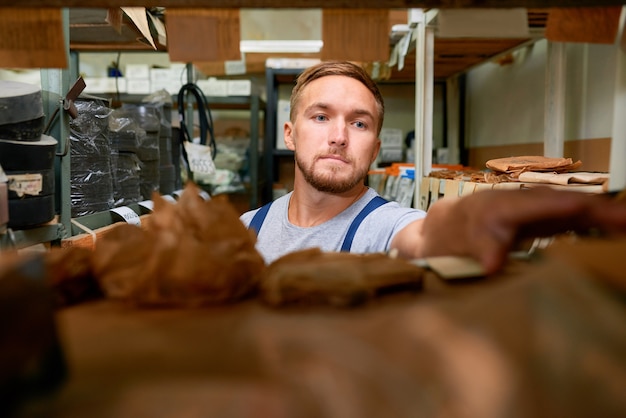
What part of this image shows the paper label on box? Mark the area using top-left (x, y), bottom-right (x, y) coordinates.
top-left (7, 173), bottom-right (42, 197)
top-left (183, 142), bottom-right (216, 175)
top-left (138, 200), bottom-right (154, 212)
top-left (111, 206), bottom-right (141, 225)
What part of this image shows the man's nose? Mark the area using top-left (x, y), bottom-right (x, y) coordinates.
top-left (329, 121), bottom-right (348, 147)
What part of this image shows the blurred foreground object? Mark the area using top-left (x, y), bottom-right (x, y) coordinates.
top-left (0, 253), bottom-right (67, 417)
top-left (260, 248), bottom-right (424, 307)
top-left (11, 236), bottom-right (626, 418)
top-left (93, 183), bottom-right (265, 307)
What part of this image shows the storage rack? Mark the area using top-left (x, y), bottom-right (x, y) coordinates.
top-left (1, 11), bottom-right (266, 249)
top-left (262, 66), bottom-right (302, 203)
top-left (114, 92), bottom-right (266, 211)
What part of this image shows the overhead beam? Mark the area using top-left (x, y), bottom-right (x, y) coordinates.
top-left (1, 1), bottom-right (625, 9)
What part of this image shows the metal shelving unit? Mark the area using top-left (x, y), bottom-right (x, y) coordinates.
top-left (263, 66), bottom-right (303, 203)
top-left (0, 10), bottom-right (74, 250)
top-left (1, 10), bottom-right (267, 250)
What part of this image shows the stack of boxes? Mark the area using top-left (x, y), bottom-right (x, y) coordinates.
top-left (378, 128), bottom-right (404, 164)
top-left (83, 64), bottom-right (185, 96)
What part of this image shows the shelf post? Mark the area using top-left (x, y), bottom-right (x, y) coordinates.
top-left (608, 6), bottom-right (626, 192)
top-left (40, 8), bottom-right (72, 241)
top-left (412, 9), bottom-right (435, 209)
top-left (544, 41), bottom-right (566, 158)
top-left (249, 94), bottom-right (260, 208)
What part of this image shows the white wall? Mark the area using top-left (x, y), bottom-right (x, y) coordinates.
top-left (465, 39), bottom-right (618, 148)
top-left (565, 42), bottom-right (617, 140)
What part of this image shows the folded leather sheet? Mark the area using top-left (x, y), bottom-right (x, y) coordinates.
top-left (486, 156), bottom-right (582, 177)
top-left (517, 171), bottom-right (609, 186)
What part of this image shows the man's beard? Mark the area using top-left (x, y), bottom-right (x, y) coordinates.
top-left (295, 149), bottom-right (369, 194)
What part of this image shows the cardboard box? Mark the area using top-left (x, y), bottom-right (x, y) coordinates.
top-left (126, 78), bottom-right (151, 95)
top-left (150, 68), bottom-right (172, 84)
top-left (83, 77), bottom-right (127, 94)
top-left (380, 128), bottom-right (404, 148)
top-left (196, 78), bottom-right (228, 97)
top-left (227, 80), bottom-right (252, 96)
top-left (379, 147), bottom-right (403, 163)
top-left (275, 99), bottom-right (290, 150)
top-left (125, 64), bottom-right (150, 79)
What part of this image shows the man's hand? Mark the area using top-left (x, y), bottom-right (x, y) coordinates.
top-left (419, 187), bottom-right (626, 275)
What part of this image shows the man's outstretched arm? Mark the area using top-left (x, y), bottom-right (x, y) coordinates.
top-left (392, 187), bottom-right (626, 275)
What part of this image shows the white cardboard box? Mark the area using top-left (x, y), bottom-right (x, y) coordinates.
top-left (275, 99), bottom-right (290, 150)
top-left (196, 78), bottom-right (228, 97)
top-left (83, 77), bottom-right (127, 94)
top-left (227, 80), bottom-right (252, 96)
top-left (125, 64), bottom-right (150, 79)
top-left (379, 147), bottom-right (404, 163)
top-left (150, 68), bottom-right (172, 84)
top-left (126, 78), bottom-right (151, 95)
top-left (379, 128), bottom-right (404, 148)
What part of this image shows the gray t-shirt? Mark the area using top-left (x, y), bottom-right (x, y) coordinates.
top-left (240, 188), bottom-right (426, 264)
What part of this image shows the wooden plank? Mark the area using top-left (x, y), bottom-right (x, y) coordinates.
top-left (61, 222), bottom-right (121, 251)
top-left (193, 59), bottom-right (266, 77)
top-left (2, 1), bottom-right (626, 9)
top-left (322, 9), bottom-right (389, 62)
top-left (61, 214), bottom-right (152, 250)
top-left (166, 8), bottom-right (240, 62)
top-left (0, 8), bottom-right (67, 68)
top-left (545, 6), bottom-right (623, 44)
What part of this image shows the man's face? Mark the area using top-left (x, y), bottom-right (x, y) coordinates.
top-left (284, 75), bottom-right (381, 194)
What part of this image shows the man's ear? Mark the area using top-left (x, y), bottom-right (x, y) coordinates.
top-left (370, 138), bottom-right (381, 164)
top-left (284, 121), bottom-right (296, 151)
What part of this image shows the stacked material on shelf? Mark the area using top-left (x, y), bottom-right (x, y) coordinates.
top-left (486, 156), bottom-right (583, 178)
top-left (123, 104), bottom-right (161, 200)
top-left (485, 155), bottom-right (608, 191)
top-left (69, 96), bottom-right (114, 217)
top-left (141, 90), bottom-right (176, 195)
top-left (0, 80), bottom-right (57, 228)
top-left (108, 108), bottom-right (142, 207)
top-left (158, 103), bottom-right (176, 195)
top-left (420, 157), bottom-right (608, 211)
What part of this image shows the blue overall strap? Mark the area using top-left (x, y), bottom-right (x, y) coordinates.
top-left (248, 201), bottom-right (273, 235)
top-left (340, 195), bottom-right (389, 252)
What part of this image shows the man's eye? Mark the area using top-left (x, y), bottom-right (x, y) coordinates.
top-left (315, 115), bottom-right (327, 121)
top-left (354, 121), bottom-right (366, 129)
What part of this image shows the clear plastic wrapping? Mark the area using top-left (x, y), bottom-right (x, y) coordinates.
top-left (122, 104), bottom-right (161, 199)
top-left (108, 108), bottom-right (144, 207)
top-left (69, 97), bottom-right (114, 217)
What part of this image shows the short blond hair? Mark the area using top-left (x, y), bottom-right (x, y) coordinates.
top-left (289, 61), bottom-right (385, 135)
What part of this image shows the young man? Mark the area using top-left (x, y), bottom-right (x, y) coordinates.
top-left (241, 61), bottom-right (626, 273)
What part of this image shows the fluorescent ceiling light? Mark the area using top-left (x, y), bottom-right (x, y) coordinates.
top-left (240, 40), bottom-right (323, 53)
